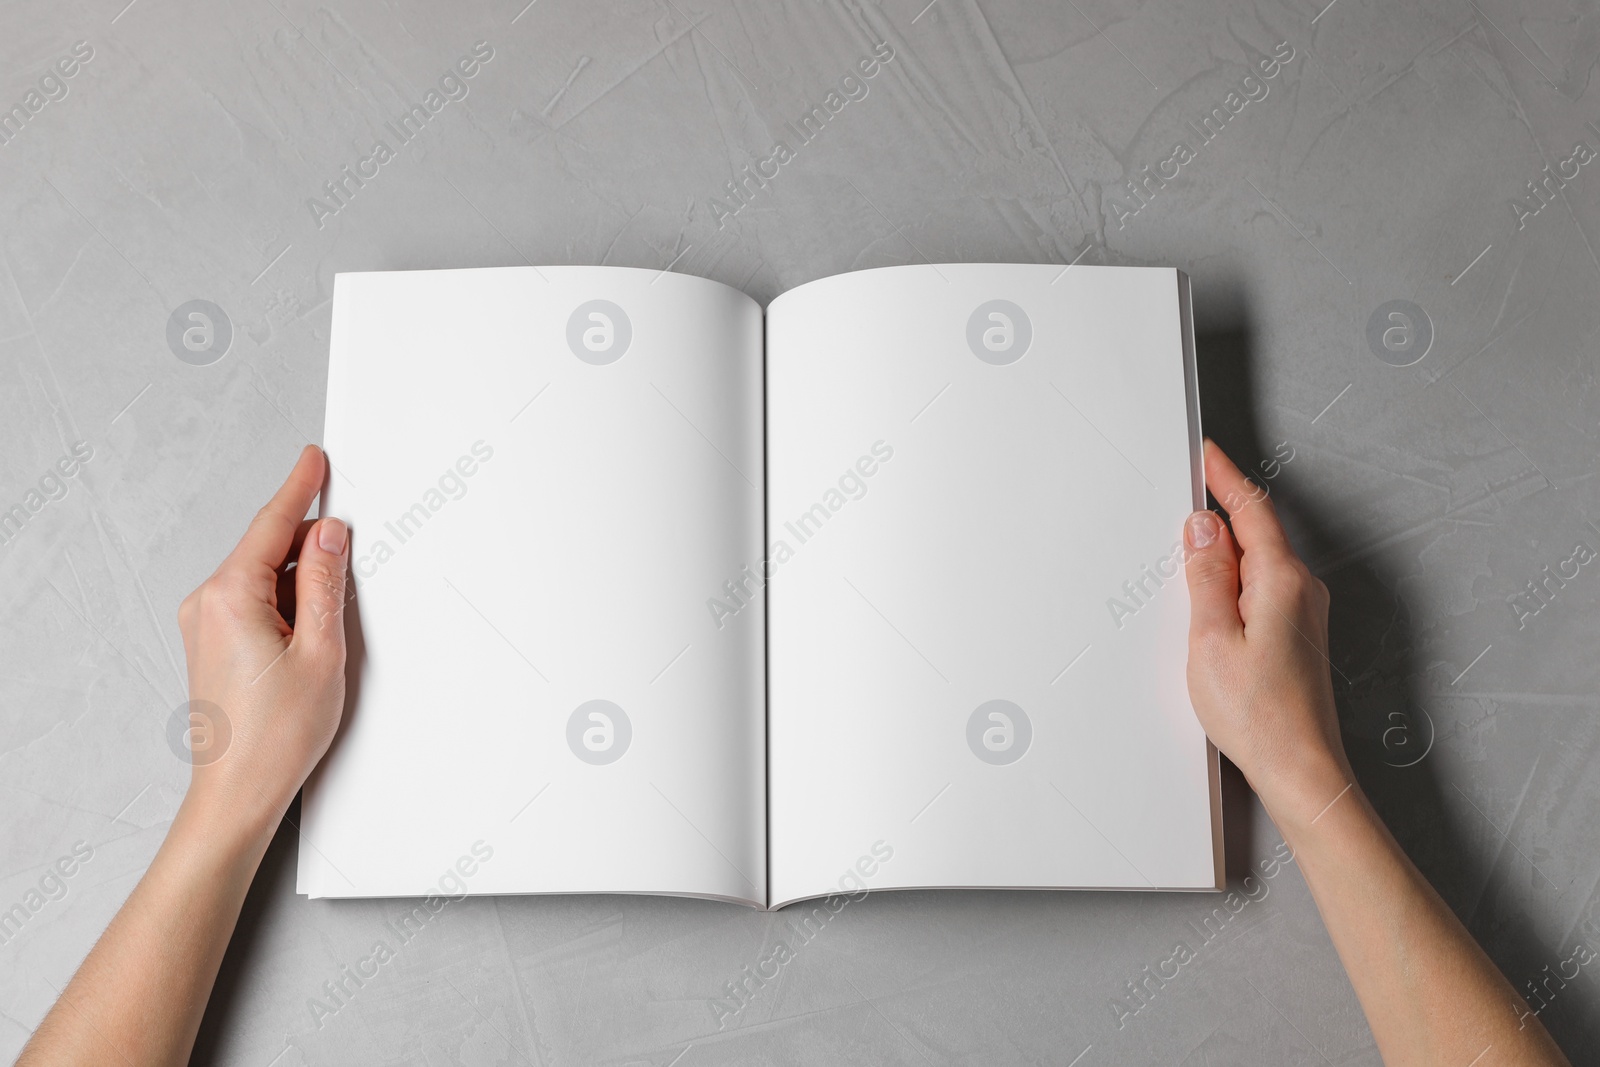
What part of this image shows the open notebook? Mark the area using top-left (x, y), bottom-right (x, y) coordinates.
top-left (297, 263), bottom-right (1221, 909)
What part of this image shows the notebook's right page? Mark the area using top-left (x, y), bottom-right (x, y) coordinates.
top-left (765, 263), bottom-right (1220, 908)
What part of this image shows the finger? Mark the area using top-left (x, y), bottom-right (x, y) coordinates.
top-left (1202, 439), bottom-right (1294, 560)
top-left (223, 446), bottom-right (327, 580)
top-left (284, 517), bottom-right (317, 563)
top-left (290, 517), bottom-right (349, 661)
top-left (270, 518), bottom-right (317, 606)
top-left (1183, 509), bottom-right (1244, 641)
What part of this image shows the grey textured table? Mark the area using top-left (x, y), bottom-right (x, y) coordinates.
top-left (3, 0), bottom-right (1598, 1063)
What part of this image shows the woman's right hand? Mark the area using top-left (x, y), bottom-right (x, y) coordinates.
top-left (1181, 439), bottom-right (1353, 828)
top-left (1180, 439), bottom-right (1573, 1065)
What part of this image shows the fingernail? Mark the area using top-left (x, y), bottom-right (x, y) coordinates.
top-left (319, 518), bottom-right (348, 555)
top-left (1185, 511), bottom-right (1220, 549)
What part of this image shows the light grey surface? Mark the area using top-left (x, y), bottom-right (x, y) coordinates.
top-left (2, 0), bottom-right (1598, 1063)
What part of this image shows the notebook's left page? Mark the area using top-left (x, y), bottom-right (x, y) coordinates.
top-left (298, 266), bottom-right (767, 906)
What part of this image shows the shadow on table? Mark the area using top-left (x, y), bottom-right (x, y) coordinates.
top-left (1193, 279), bottom-right (1587, 1054)
top-left (191, 275), bottom-right (1589, 1061)
top-left (191, 575), bottom-right (370, 1064)
top-left (190, 802), bottom-right (298, 1066)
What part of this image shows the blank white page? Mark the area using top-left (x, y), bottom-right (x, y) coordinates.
top-left (765, 264), bottom-right (1220, 907)
top-left (299, 266), bottom-right (767, 905)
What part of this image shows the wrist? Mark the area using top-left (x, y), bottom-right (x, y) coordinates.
top-left (172, 779), bottom-right (286, 869)
top-left (1247, 747), bottom-right (1361, 839)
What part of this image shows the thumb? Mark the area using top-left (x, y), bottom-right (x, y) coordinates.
top-left (1183, 510), bottom-right (1243, 641)
top-left (291, 517), bottom-right (349, 661)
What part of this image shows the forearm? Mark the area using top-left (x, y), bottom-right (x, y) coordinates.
top-left (19, 799), bottom-right (276, 1066)
top-left (1181, 447), bottom-right (1570, 1064)
top-left (1268, 772), bottom-right (1568, 1066)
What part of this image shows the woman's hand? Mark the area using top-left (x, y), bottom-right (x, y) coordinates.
top-left (1180, 439), bottom-right (1571, 1066)
top-left (18, 446), bottom-right (352, 1067)
top-left (176, 444), bottom-right (349, 842)
top-left (1181, 438), bottom-right (1352, 828)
